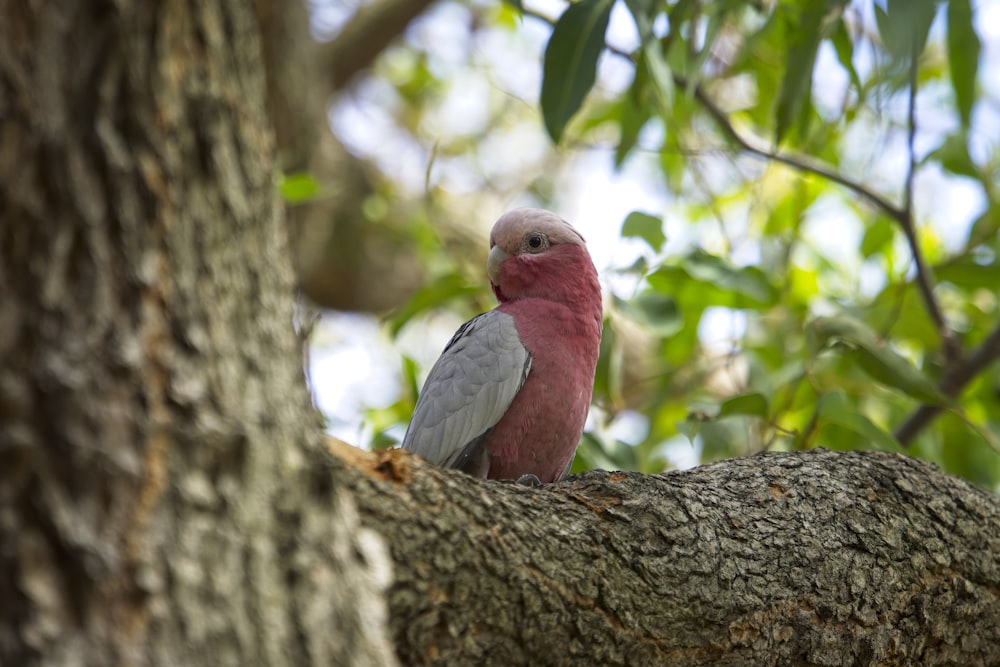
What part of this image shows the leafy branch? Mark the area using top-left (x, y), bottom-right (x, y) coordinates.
top-left (527, 2), bottom-right (997, 448)
top-left (901, 49), bottom-right (962, 366)
top-left (895, 322), bottom-right (1000, 446)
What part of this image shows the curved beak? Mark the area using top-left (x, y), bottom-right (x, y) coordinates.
top-left (487, 245), bottom-right (510, 285)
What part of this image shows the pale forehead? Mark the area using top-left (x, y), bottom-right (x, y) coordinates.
top-left (489, 208), bottom-right (585, 247)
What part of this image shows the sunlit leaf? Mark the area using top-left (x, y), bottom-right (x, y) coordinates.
top-left (969, 208), bottom-right (1000, 247)
top-left (676, 416), bottom-right (701, 445)
top-left (593, 316), bottom-right (621, 406)
top-left (699, 417), bottom-right (755, 460)
top-left (808, 317), bottom-right (948, 405)
top-left (625, 0), bottom-right (674, 111)
top-left (369, 430), bottom-right (399, 450)
top-left (940, 416), bottom-right (1000, 488)
top-left (615, 65), bottom-right (653, 168)
top-left (649, 255), bottom-right (779, 310)
top-left (685, 9), bottom-right (725, 96)
top-left (684, 251), bottom-right (778, 306)
top-left (879, 0), bottom-right (937, 61)
top-left (947, 0), bottom-right (980, 129)
top-left (278, 173), bottom-right (320, 204)
top-left (621, 211), bottom-right (666, 251)
top-left (614, 292), bottom-right (683, 337)
top-left (816, 390), bottom-right (903, 452)
top-left (774, 0), bottom-right (831, 144)
top-left (817, 390), bottom-right (902, 452)
top-left (659, 141), bottom-right (687, 193)
top-left (848, 348), bottom-right (944, 405)
top-left (927, 133), bottom-right (978, 179)
top-left (541, 0), bottom-right (614, 143)
top-left (860, 218), bottom-right (894, 259)
top-left (830, 18), bottom-right (862, 95)
top-left (571, 432), bottom-right (638, 473)
top-left (936, 259), bottom-right (1000, 289)
top-left (387, 274), bottom-right (482, 336)
top-left (719, 392), bottom-right (770, 419)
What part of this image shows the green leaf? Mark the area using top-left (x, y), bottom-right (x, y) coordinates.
top-left (817, 390), bottom-right (903, 452)
top-left (387, 274), bottom-right (482, 336)
top-left (621, 211), bottom-right (666, 251)
top-left (774, 0), bottom-right (828, 144)
top-left (719, 392), bottom-right (770, 419)
top-left (278, 173), bottom-right (320, 204)
top-left (676, 416), bottom-right (702, 445)
top-left (847, 347), bottom-right (945, 405)
top-left (648, 252), bottom-right (779, 310)
top-left (927, 132), bottom-right (978, 179)
top-left (936, 258), bottom-right (1000, 289)
top-left (624, 0), bottom-right (674, 112)
top-left (879, 0), bottom-right (937, 61)
top-left (571, 432), bottom-right (638, 473)
top-left (614, 292), bottom-right (683, 337)
top-left (541, 0), bottom-right (614, 143)
top-left (947, 0), bottom-right (980, 128)
top-left (614, 66), bottom-right (653, 168)
top-left (684, 251), bottom-right (778, 306)
top-left (860, 218), bottom-right (894, 259)
top-left (684, 9), bottom-right (725, 96)
top-left (830, 18), bottom-right (862, 95)
top-left (968, 208), bottom-right (1000, 247)
top-left (807, 316), bottom-right (948, 405)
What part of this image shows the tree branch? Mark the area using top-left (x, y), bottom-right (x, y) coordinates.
top-left (320, 0), bottom-right (439, 91)
top-left (529, 6), bottom-right (966, 368)
top-left (525, 7), bottom-right (911, 226)
top-left (895, 321), bottom-right (1000, 445)
top-left (337, 443), bottom-right (1000, 666)
top-left (900, 54), bottom-right (962, 365)
top-left (687, 82), bottom-right (906, 220)
top-left (674, 79), bottom-right (969, 372)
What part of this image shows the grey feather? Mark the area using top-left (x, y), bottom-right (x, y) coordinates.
top-left (401, 310), bottom-right (531, 470)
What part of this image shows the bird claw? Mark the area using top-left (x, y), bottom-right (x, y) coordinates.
top-left (516, 473), bottom-right (543, 487)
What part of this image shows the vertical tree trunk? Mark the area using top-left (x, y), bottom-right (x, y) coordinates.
top-left (0, 2), bottom-right (395, 665)
top-left (3, 3), bottom-right (999, 666)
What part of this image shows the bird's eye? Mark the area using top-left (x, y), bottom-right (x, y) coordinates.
top-left (525, 233), bottom-right (547, 252)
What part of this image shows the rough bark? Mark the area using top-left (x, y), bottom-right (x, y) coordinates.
top-left (3, 1), bottom-right (1000, 667)
top-left (333, 442), bottom-right (1000, 666)
top-left (0, 2), bottom-right (394, 665)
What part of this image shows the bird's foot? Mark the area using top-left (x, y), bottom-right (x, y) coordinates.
top-left (516, 473), bottom-right (543, 487)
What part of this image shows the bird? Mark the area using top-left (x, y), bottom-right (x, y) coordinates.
top-left (401, 208), bottom-right (603, 483)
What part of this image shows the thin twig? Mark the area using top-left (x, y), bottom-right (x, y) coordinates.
top-left (688, 83), bottom-right (905, 221)
top-left (899, 52), bottom-right (962, 364)
top-left (896, 322), bottom-right (1000, 445)
top-left (525, 6), bottom-right (905, 220)
top-left (529, 5), bottom-right (992, 448)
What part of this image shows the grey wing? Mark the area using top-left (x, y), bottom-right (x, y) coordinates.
top-left (401, 310), bottom-right (531, 470)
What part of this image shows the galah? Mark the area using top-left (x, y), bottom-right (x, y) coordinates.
top-left (401, 208), bottom-right (602, 483)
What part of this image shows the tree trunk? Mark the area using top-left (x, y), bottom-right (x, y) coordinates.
top-left (2, 2), bottom-right (999, 667)
top-left (339, 443), bottom-right (1000, 666)
top-left (0, 2), bottom-right (394, 665)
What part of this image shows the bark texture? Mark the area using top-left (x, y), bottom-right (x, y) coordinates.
top-left (337, 443), bottom-right (1000, 666)
top-left (0, 2), bottom-right (394, 665)
top-left (3, 1), bottom-right (1000, 666)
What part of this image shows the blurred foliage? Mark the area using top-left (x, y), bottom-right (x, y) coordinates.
top-left (319, 0), bottom-right (1000, 491)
